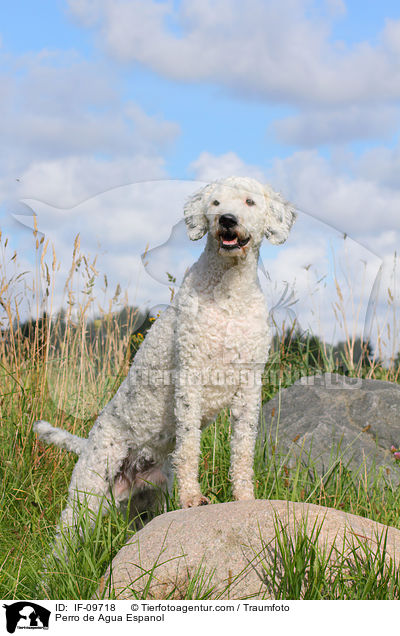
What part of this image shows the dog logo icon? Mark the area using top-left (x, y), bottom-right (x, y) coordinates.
top-left (3, 602), bottom-right (50, 633)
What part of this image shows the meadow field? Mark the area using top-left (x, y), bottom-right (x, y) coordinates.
top-left (1, 228), bottom-right (400, 600)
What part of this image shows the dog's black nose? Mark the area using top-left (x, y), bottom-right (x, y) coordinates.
top-left (219, 214), bottom-right (237, 229)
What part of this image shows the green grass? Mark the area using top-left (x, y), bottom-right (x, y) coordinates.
top-left (2, 402), bottom-right (400, 600)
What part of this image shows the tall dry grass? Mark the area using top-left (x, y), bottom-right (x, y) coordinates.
top-left (1, 228), bottom-right (400, 599)
top-left (0, 227), bottom-right (145, 430)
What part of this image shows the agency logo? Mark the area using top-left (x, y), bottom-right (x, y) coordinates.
top-left (2, 602), bottom-right (50, 634)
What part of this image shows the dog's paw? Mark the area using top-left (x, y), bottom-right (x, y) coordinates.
top-left (181, 494), bottom-right (210, 508)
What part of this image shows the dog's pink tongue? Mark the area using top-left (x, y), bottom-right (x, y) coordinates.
top-left (223, 238), bottom-right (238, 245)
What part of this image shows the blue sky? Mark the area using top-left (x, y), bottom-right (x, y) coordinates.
top-left (1, 0), bottom-right (400, 181)
top-left (1, 0), bottom-right (400, 351)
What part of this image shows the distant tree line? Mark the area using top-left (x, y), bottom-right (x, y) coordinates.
top-left (1, 311), bottom-right (387, 375)
top-left (272, 328), bottom-right (377, 374)
top-left (3, 305), bottom-right (154, 362)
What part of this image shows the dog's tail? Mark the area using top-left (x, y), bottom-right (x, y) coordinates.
top-left (34, 420), bottom-right (88, 455)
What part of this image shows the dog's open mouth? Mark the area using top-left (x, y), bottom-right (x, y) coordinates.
top-left (219, 232), bottom-right (251, 251)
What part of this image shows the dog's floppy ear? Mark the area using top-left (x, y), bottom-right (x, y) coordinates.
top-left (184, 183), bottom-right (213, 241)
top-left (263, 184), bottom-right (297, 245)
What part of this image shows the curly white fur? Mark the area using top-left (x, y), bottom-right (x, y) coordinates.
top-left (34, 176), bottom-right (296, 554)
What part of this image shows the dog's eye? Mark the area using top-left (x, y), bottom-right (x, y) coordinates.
top-left (212, 200), bottom-right (220, 206)
top-left (246, 198), bottom-right (255, 206)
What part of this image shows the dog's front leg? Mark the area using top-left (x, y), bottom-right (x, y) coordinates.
top-left (174, 376), bottom-right (209, 508)
top-left (230, 379), bottom-right (262, 501)
top-left (173, 289), bottom-right (209, 508)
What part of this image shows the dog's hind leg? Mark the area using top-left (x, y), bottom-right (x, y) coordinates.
top-left (52, 421), bottom-right (133, 559)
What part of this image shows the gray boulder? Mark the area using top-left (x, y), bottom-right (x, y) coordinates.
top-left (261, 373), bottom-right (400, 482)
top-left (97, 500), bottom-right (400, 599)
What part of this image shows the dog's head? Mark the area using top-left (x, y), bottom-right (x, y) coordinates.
top-left (184, 176), bottom-right (296, 257)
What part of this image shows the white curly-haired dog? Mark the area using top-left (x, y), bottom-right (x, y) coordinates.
top-left (34, 176), bottom-right (296, 554)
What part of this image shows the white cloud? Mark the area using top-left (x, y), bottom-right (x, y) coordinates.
top-left (124, 103), bottom-right (179, 150)
top-left (270, 149), bottom-right (400, 244)
top-left (0, 48), bottom-right (180, 208)
top-left (324, 0), bottom-right (346, 18)
top-left (12, 180), bottom-right (204, 317)
top-left (269, 149), bottom-right (400, 356)
top-left (383, 18), bottom-right (400, 56)
top-left (66, 0), bottom-right (400, 147)
top-left (67, 0), bottom-right (400, 106)
top-left (0, 51), bottom-right (179, 168)
top-left (273, 105), bottom-right (400, 146)
top-left (189, 151), bottom-right (266, 183)
top-left (356, 145), bottom-right (400, 191)
top-left (5, 155), bottom-right (167, 209)
top-left (259, 211), bottom-right (382, 346)
top-left (67, 0), bottom-right (108, 27)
